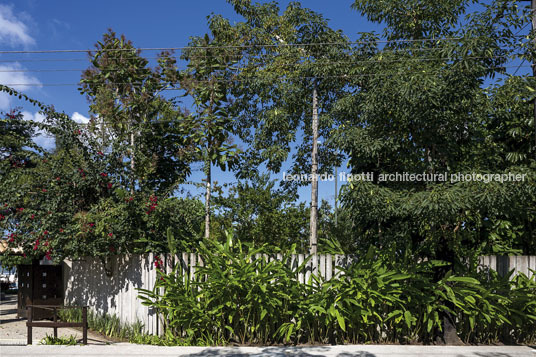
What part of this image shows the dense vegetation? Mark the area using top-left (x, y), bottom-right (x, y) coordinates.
top-left (1, 0), bottom-right (536, 345)
top-left (138, 237), bottom-right (536, 345)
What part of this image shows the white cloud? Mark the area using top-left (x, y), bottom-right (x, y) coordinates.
top-left (18, 111), bottom-right (91, 151)
top-left (22, 111), bottom-right (55, 150)
top-left (0, 4), bottom-right (35, 47)
top-left (72, 112), bottom-right (90, 124)
top-left (0, 63), bottom-right (42, 110)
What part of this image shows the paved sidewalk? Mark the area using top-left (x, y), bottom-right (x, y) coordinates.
top-left (1, 344), bottom-right (535, 357)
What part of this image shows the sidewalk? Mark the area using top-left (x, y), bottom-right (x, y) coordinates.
top-left (1, 344), bottom-right (535, 357)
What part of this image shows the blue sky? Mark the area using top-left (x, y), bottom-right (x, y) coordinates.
top-left (0, 0), bottom-right (383, 205)
top-left (0, 1), bottom-right (530, 205)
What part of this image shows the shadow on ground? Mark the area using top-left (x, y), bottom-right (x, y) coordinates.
top-left (182, 346), bottom-right (376, 357)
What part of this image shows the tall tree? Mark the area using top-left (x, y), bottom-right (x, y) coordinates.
top-left (181, 23), bottom-right (241, 239)
top-left (333, 0), bottom-right (535, 343)
top-left (0, 31), bottom-right (207, 266)
top-left (80, 29), bottom-right (194, 195)
top-left (213, 0), bottom-right (350, 252)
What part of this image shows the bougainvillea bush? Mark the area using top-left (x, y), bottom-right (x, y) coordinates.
top-left (0, 83), bottom-right (203, 267)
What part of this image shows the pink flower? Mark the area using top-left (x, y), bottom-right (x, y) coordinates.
top-left (108, 233), bottom-right (113, 237)
top-left (107, 183), bottom-right (113, 189)
top-left (100, 172), bottom-right (108, 177)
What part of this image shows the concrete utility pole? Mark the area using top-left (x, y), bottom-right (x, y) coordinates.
top-left (204, 161), bottom-right (211, 239)
top-left (335, 166), bottom-right (338, 227)
top-left (310, 86), bottom-right (319, 256)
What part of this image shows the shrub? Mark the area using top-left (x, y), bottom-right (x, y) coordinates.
top-left (138, 235), bottom-right (536, 345)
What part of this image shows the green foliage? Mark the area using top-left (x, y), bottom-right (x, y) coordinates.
top-left (0, 114), bottom-right (204, 262)
top-left (329, 0), bottom-right (536, 261)
top-left (181, 30), bottom-right (240, 173)
top-left (138, 238), bottom-right (536, 345)
top-left (219, 1), bottom-right (349, 183)
top-left (352, 0), bottom-right (472, 40)
top-left (212, 174), bottom-right (309, 249)
top-left (340, 169), bottom-right (536, 258)
top-left (0, 31), bottom-right (206, 262)
top-left (58, 308), bottom-right (145, 341)
top-left (80, 29), bottom-right (193, 194)
top-left (138, 233), bottom-right (309, 345)
top-left (39, 334), bottom-right (78, 345)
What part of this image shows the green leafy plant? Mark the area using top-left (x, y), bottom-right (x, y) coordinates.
top-left (58, 308), bottom-right (145, 341)
top-left (138, 238), bottom-right (536, 345)
top-left (39, 334), bottom-right (78, 345)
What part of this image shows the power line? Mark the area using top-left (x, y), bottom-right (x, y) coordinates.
top-left (0, 45), bottom-right (527, 64)
top-left (0, 53), bottom-right (526, 73)
top-left (0, 35), bottom-right (528, 54)
top-left (0, 47), bottom-right (472, 63)
top-left (0, 57), bottom-right (164, 63)
top-left (512, 58), bottom-right (528, 76)
top-left (2, 65), bottom-right (531, 88)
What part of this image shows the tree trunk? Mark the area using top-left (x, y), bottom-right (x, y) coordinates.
top-left (130, 131), bottom-right (135, 193)
top-left (434, 235), bottom-right (464, 345)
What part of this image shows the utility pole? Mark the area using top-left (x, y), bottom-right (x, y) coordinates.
top-left (204, 160), bottom-right (211, 239)
top-left (310, 86), bottom-right (319, 256)
top-left (334, 166), bottom-right (338, 227)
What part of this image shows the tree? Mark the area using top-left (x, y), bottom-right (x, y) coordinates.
top-left (212, 174), bottom-right (309, 250)
top-left (0, 30), bottom-right (208, 267)
top-left (181, 26), bottom-right (240, 239)
top-left (211, 0), bottom-right (350, 252)
top-left (80, 29), bottom-right (194, 195)
top-left (332, 0), bottom-right (535, 343)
